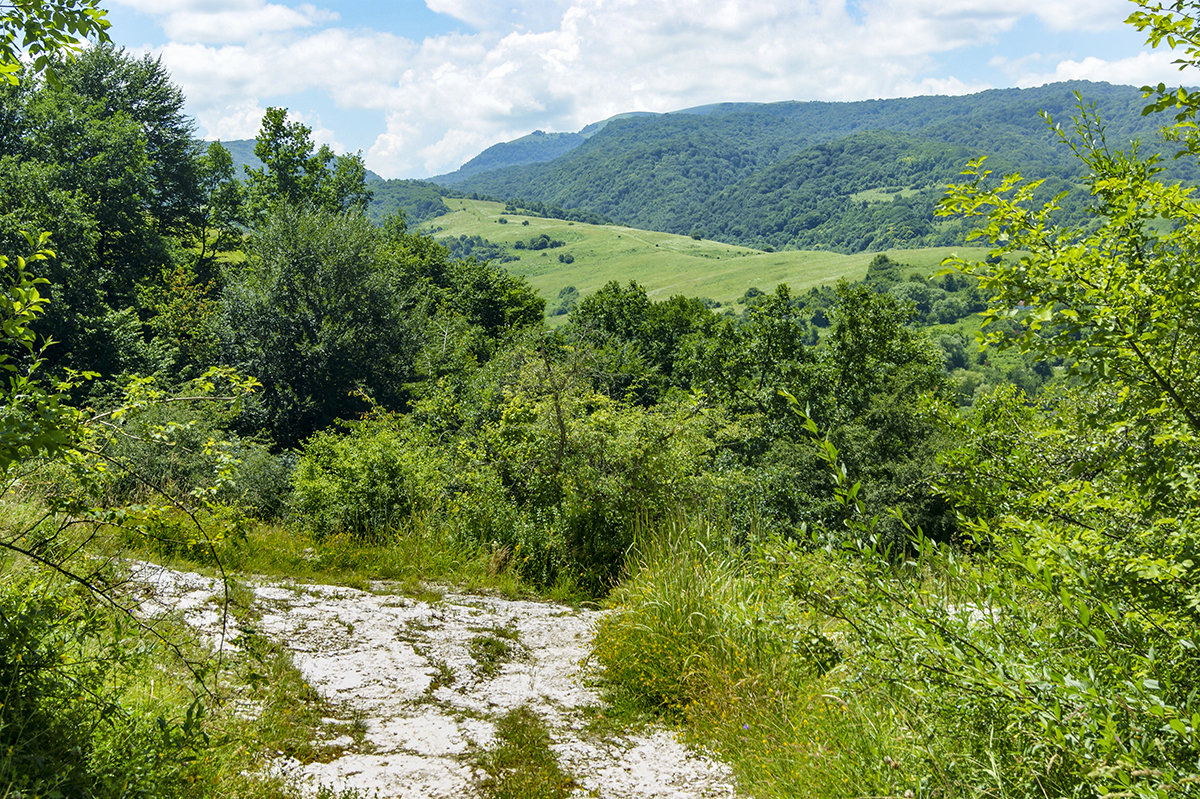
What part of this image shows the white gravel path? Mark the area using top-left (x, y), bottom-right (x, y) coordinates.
top-left (129, 562), bottom-right (741, 799)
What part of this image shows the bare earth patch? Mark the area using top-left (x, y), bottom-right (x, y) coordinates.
top-left (131, 562), bottom-right (740, 799)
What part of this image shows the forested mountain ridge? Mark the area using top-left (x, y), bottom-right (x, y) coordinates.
top-left (431, 112), bottom-right (658, 184)
top-left (429, 81), bottom-right (1195, 251)
top-left (212, 83), bottom-right (1192, 253)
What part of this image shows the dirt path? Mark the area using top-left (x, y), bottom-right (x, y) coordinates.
top-left (131, 562), bottom-right (739, 799)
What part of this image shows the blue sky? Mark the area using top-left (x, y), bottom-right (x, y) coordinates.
top-left (103, 0), bottom-right (1187, 179)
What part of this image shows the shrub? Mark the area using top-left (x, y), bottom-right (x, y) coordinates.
top-left (291, 414), bottom-right (451, 541)
top-left (0, 569), bottom-right (209, 799)
top-left (479, 381), bottom-right (721, 593)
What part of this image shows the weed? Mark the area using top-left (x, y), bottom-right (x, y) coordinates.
top-left (427, 657), bottom-right (456, 693)
top-left (475, 705), bottom-right (576, 799)
top-left (468, 624), bottom-right (522, 678)
top-left (592, 518), bottom-right (916, 798)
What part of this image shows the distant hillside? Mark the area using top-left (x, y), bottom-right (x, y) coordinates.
top-left (431, 112), bottom-right (657, 185)
top-left (431, 82), bottom-right (1197, 253)
top-left (368, 179), bottom-right (453, 225)
top-left (433, 131), bottom-right (587, 185)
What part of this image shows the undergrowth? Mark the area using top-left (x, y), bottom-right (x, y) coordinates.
top-left (475, 705), bottom-right (576, 799)
top-left (122, 508), bottom-right (545, 600)
top-left (592, 518), bottom-right (945, 798)
top-left (0, 504), bottom-right (404, 799)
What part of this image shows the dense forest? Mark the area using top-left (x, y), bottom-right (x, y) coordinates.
top-left (2, 1), bottom-right (1200, 798)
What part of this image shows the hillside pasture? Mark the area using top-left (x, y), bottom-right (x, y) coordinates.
top-left (422, 199), bottom-right (984, 314)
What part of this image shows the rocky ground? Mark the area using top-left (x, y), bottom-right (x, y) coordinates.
top-left (129, 562), bottom-right (740, 799)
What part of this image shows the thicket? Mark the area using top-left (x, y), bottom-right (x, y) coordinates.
top-left (590, 5), bottom-right (1200, 797)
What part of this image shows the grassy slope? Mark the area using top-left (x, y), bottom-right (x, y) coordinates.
top-left (423, 198), bottom-right (985, 313)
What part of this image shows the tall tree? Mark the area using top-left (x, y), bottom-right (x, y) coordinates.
top-left (245, 107), bottom-right (372, 221)
top-left (57, 45), bottom-right (201, 236)
top-left (221, 206), bottom-right (415, 446)
top-left (195, 140), bottom-right (243, 275)
top-left (0, 45), bottom-right (201, 374)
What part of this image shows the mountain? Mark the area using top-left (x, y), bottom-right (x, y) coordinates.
top-left (427, 82), bottom-right (1196, 253)
top-left (431, 112), bottom-right (658, 185)
top-left (433, 131), bottom-right (588, 185)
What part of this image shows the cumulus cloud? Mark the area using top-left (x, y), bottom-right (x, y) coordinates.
top-left (424, 0), bottom-right (573, 32)
top-left (118, 0), bottom-right (1177, 178)
top-left (1017, 50), bottom-right (1183, 89)
top-left (111, 0), bottom-right (338, 44)
top-left (198, 98), bottom-right (267, 142)
top-left (155, 28), bottom-right (413, 108)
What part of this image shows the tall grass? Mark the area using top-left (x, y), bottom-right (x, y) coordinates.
top-left (0, 555), bottom-right (302, 798)
top-left (118, 506), bottom-right (539, 599)
top-left (593, 517), bottom-right (944, 798)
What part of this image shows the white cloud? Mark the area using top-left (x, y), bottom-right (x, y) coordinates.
top-left (1017, 50), bottom-right (1183, 89)
top-left (164, 4), bottom-right (338, 44)
top-left (369, 0), bottom-right (1036, 175)
top-left (117, 0), bottom-right (1172, 178)
top-left (424, 0), bottom-right (572, 31)
top-left (155, 28), bottom-right (413, 108)
top-left (111, 0), bottom-right (338, 44)
top-left (199, 98), bottom-right (267, 141)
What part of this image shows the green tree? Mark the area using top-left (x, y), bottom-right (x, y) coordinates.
top-left (195, 140), bottom-right (244, 274)
top-left (1130, 0), bottom-right (1200, 158)
top-left (221, 206), bottom-right (416, 447)
top-left (0, 232), bottom-right (77, 471)
top-left (58, 45), bottom-right (201, 235)
top-left (0, 82), bottom-right (157, 373)
top-left (0, 0), bottom-right (109, 85)
top-left (0, 45), bottom-right (199, 375)
top-left (940, 104), bottom-right (1200, 483)
top-left (245, 107), bottom-right (371, 221)
top-left (320, 148), bottom-right (373, 213)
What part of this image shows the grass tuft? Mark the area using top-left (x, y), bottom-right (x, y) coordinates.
top-left (475, 705), bottom-right (576, 799)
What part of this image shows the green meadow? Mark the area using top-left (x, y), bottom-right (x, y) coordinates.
top-left (422, 198), bottom-right (984, 312)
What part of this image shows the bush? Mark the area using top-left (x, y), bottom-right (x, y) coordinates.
top-left (37, 373), bottom-right (287, 520)
top-left (478, 380), bottom-right (721, 593)
top-left (291, 414), bottom-right (451, 541)
top-left (0, 569), bottom-right (208, 799)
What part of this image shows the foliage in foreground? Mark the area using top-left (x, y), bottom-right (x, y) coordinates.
top-left (0, 550), bottom-right (328, 799)
top-left (593, 521), bottom-right (918, 799)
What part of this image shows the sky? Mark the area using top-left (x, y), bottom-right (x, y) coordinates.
top-left (101, 0), bottom-right (1189, 180)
